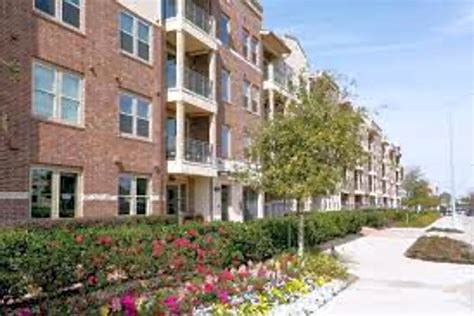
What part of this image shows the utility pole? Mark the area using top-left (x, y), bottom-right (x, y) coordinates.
top-left (448, 111), bottom-right (461, 230)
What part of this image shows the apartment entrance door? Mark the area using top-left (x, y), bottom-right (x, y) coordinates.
top-left (221, 185), bottom-right (230, 221)
top-left (166, 184), bottom-right (187, 217)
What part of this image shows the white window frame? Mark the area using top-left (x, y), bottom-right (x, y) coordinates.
top-left (220, 125), bottom-right (231, 159)
top-left (32, 61), bottom-right (84, 126)
top-left (118, 174), bottom-right (151, 216)
top-left (119, 11), bottom-right (152, 64)
top-left (118, 92), bottom-right (152, 140)
top-left (33, 0), bottom-right (85, 31)
top-left (242, 80), bottom-right (250, 109)
top-left (242, 28), bottom-right (250, 59)
top-left (251, 85), bottom-right (260, 114)
top-left (29, 166), bottom-right (82, 219)
top-left (221, 68), bottom-right (231, 103)
top-left (251, 37), bottom-right (259, 66)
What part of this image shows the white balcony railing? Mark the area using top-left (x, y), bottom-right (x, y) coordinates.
top-left (166, 135), bottom-right (213, 165)
top-left (166, 63), bottom-right (213, 100)
top-left (165, 0), bottom-right (211, 34)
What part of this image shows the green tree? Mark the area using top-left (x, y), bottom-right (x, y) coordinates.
top-left (238, 75), bottom-right (366, 256)
top-left (402, 167), bottom-right (439, 209)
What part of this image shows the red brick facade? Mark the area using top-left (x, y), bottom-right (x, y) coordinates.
top-left (0, 0), bottom-right (166, 221)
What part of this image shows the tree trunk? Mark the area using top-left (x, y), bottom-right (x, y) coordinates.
top-left (297, 199), bottom-right (304, 257)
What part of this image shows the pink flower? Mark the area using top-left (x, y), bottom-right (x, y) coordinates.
top-left (196, 248), bottom-right (206, 260)
top-left (217, 290), bottom-right (229, 304)
top-left (15, 308), bottom-right (32, 316)
top-left (185, 282), bottom-right (197, 293)
top-left (173, 237), bottom-right (191, 248)
top-left (151, 240), bottom-right (163, 258)
top-left (238, 265), bottom-right (248, 278)
top-left (218, 270), bottom-right (234, 282)
top-left (203, 282), bottom-right (214, 294)
top-left (163, 296), bottom-right (179, 313)
top-left (87, 274), bottom-right (97, 286)
top-left (121, 293), bottom-right (137, 316)
top-left (110, 297), bottom-right (122, 312)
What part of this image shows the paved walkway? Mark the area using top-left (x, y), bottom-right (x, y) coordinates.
top-left (319, 217), bottom-right (474, 316)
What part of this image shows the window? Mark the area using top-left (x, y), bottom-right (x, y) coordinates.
top-left (220, 69), bottom-right (231, 102)
top-left (251, 86), bottom-right (260, 113)
top-left (119, 12), bottom-right (151, 62)
top-left (33, 62), bottom-right (83, 125)
top-left (219, 14), bottom-right (230, 46)
top-left (119, 93), bottom-right (151, 139)
top-left (34, 0), bottom-right (82, 29)
top-left (118, 175), bottom-right (150, 216)
top-left (220, 125), bottom-right (231, 159)
top-left (242, 29), bottom-right (249, 59)
top-left (242, 80), bottom-right (250, 109)
top-left (250, 37), bottom-right (259, 65)
top-left (30, 167), bottom-right (79, 219)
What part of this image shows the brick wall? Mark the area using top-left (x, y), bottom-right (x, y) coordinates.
top-left (0, 0), bottom-right (166, 221)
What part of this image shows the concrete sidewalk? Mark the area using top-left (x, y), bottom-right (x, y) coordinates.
top-left (318, 217), bottom-right (474, 316)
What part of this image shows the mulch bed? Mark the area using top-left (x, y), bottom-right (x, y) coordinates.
top-left (405, 236), bottom-right (474, 265)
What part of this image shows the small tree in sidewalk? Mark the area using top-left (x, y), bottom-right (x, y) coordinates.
top-left (238, 74), bottom-right (366, 256)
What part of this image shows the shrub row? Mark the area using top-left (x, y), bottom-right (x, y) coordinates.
top-left (0, 210), bottom-right (398, 304)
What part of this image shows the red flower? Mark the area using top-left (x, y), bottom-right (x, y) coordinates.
top-left (186, 229), bottom-right (198, 237)
top-left (74, 235), bottom-right (84, 244)
top-left (151, 240), bottom-right (163, 258)
top-left (203, 282), bottom-right (214, 294)
top-left (170, 257), bottom-right (184, 269)
top-left (218, 270), bottom-right (234, 282)
top-left (204, 235), bottom-right (213, 244)
top-left (196, 248), bottom-right (206, 260)
top-left (96, 235), bottom-right (113, 247)
top-left (87, 274), bottom-right (97, 286)
top-left (195, 264), bottom-right (208, 275)
top-left (173, 237), bottom-right (190, 248)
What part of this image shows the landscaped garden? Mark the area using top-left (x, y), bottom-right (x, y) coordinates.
top-left (0, 209), bottom-right (437, 315)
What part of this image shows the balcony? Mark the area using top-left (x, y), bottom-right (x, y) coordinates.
top-left (264, 61), bottom-right (296, 99)
top-left (167, 64), bottom-right (212, 99)
top-left (166, 136), bottom-right (213, 165)
top-left (164, 0), bottom-right (217, 50)
top-left (185, 1), bottom-right (211, 34)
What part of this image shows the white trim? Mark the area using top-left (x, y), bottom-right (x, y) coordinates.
top-left (0, 192), bottom-right (29, 200)
top-left (119, 10), bottom-right (153, 65)
top-left (229, 48), bottom-right (262, 74)
top-left (32, 61), bottom-right (85, 127)
top-left (33, 0), bottom-right (85, 33)
top-left (29, 165), bottom-right (83, 219)
top-left (83, 194), bottom-right (117, 201)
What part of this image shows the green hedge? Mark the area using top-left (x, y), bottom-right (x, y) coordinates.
top-left (0, 210), bottom-right (390, 304)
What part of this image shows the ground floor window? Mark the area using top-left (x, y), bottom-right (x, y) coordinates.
top-left (30, 167), bottom-right (79, 219)
top-left (118, 175), bottom-right (150, 216)
top-left (243, 187), bottom-right (258, 221)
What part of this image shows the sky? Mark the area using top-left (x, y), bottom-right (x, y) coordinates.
top-left (262, 0), bottom-right (474, 197)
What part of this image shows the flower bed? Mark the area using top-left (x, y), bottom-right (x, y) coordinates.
top-left (9, 253), bottom-right (349, 315)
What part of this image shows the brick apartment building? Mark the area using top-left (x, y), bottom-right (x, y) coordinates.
top-left (0, 0), bottom-right (267, 222)
top-left (0, 0), bottom-right (403, 223)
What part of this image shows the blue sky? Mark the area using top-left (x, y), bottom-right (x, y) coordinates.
top-left (263, 0), bottom-right (474, 196)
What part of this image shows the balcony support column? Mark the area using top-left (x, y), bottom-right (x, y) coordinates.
top-left (176, 102), bottom-right (185, 162)
top-left (209, 114), bottom-right (217, 163)
top-left (209, 50), bottom-right (217, 100)
top-left (268, 89), bottom-right (275, 120)
top-left (176, 30), bottom-right (185, 91)
top-left (177, 0), bottom-right (185, 20)
top-left (257, 192), bottom-right (265, 219)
